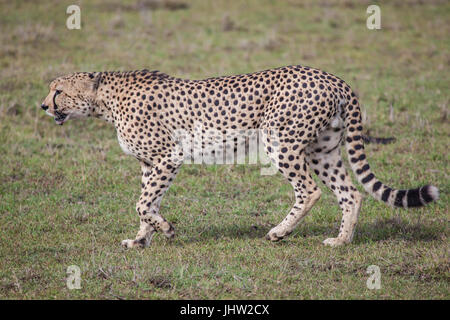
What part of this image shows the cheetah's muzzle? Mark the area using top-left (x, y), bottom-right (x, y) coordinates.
top-left (54, 111), bottom-right (67, 125)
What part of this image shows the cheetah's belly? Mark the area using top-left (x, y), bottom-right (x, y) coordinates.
top-left (117, 134), bottom-right (135, 156)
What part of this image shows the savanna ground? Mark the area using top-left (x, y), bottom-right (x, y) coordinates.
top-left (0, 0), bottom-right (448, 300)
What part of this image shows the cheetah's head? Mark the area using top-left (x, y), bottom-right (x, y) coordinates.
top-left (41, 72), bottom-right (101, 125)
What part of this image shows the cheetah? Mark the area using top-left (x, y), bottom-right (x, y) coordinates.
top-left (41, 66), bottom-right (439, 248)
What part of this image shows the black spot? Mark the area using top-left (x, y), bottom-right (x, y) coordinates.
top-left (372, 181), bottom-right (382, 192)
top-left (362, 173), bottom-right (374, 184)
top-left (357, 164), bottom-right (370, 175)
top-left (381, 188), bottom-right (392, 202)
top-left (420, 185), bottom-right (434, 204)
top-left (406, 188), bottom-right (422, 207)
top-left (394, 190), bottom-right (406, 207)
top-left (137, 238), bottom-right (147, 246)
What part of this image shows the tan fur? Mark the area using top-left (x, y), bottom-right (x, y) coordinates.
top-left (41, 66), bottom-right (439, 248)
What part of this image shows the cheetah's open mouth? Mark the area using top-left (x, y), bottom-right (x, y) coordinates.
top-left (54, 111), bottom-right (68, 125)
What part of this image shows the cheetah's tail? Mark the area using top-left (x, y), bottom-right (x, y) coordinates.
top-left (342, 98), bottom-right (439, 208)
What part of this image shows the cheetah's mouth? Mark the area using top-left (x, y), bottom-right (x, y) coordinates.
top-left (54, 111), bottom-right (68, 125)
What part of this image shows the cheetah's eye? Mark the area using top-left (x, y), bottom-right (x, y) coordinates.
top-left (55, 90), bottom-right (62, 95)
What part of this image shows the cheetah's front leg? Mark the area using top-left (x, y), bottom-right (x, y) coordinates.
top-left (122, 159), bottom-right (180, 249)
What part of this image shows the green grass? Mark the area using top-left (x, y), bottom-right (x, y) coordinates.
top-left (0, 0), bottom-right (448, 299)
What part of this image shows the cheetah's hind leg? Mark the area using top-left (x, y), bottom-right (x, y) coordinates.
top-left (306, 127), bottom-right (363, 246)
top-left (260, 129), bottom-right (322, 241)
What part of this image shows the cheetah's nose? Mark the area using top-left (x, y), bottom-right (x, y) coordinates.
top-left (41, 104), bottom-right (48, 111)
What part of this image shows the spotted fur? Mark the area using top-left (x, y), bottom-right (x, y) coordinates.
top-left (41, 65), bottom-right (439, 247)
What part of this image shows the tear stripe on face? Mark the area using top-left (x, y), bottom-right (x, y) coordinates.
top-left (53, 90), bottom-right (61, 110)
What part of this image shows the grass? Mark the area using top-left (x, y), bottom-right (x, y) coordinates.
top-left (0, 0), bottom-right (448, 299)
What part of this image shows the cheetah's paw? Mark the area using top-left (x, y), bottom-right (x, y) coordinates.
top-left (121, 238), bottom-right (149, 249)
top-left (322, 237), bottom-right (348, 247)
top-left (265, 226), bottom-right (291, 242)
top-left (162, 222), bottom-right (175, 239)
